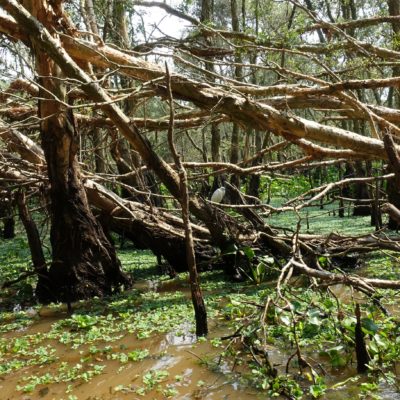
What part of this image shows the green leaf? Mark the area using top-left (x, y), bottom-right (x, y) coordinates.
top-left (373, 333), bottom-right (386, 347)
top-left (128, 348), bottom-right (149, 362)
top-left (261, 255), bottom-right (274, 265)
top-left (254, 262), bottom-right (267, 283)
top-left (309, 382), bottom-right (326, 398)
top-left (303, 323), bottom-right (320, 338)
top-left (242, 246), bottom-right (255, 260)
top-left (290, 301), bottom-right (302, 312)
top-left (361, 318), bottom-right (379, 334)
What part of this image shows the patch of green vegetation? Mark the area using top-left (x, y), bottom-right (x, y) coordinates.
top-left (117, 248), bottom-right (159, 278)
top-left (268, 175), bottom-right (313, 199)
top-left (0, 336), bottom-right (57, 375)
top-left (16, 362), bottom-right (106, 393)
top-left (0, 311), bottom-right (36, 333)
top-left (362, 251), bottom-right (400, 280)
top-left (267, 197), bottom-right (378, 236)
top-left (1, 210), bottom-right (400, 400)
top-left (210, 282), bottom-right (400, 399)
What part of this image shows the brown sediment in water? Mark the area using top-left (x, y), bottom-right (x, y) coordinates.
top-left (0, 311), bottom-right (260, 400)
top-left (2, 270), bottom-right (400, 400)
top-left (133, 278), bottom-right (191, 295)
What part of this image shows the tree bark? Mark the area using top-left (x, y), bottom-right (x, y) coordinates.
top-left (247, 131), bottom-right (262, 199)
top-left (0, 187), bottom-right (15, 239)
top-left (229, 0), bottom-right (242, 191)
top-left (166, 65), bottom-right (207, 335)
top-left (383, 132), bottom-right (400, 229)
top-left (16, 191), bottom-right (45, 272)
top-left (386, 1), bottom-right (400, 229)
top-left (81, 0), bottom-right (106, 175)
top-left (201, 0), bottom-right (221, 196)
top-left (352, 161), bottom-right (371, 216)
top-left (355, 304), bottom-right (371, 373)
top-left (16, 190), bottom-right (50, 301)
top-left (22, 0), bottom-right (130, 302)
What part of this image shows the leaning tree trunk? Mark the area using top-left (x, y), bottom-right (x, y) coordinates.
top-left (29, 0), bottom-right (130, 303)
top-left (16, 190), bottom-right (50, 301)
top-left (229, 0), bottom-right (242, 192)
top-left (387, 0), bottom-right (400, 229)
top-left (383, 132), bottom-right (400, 230)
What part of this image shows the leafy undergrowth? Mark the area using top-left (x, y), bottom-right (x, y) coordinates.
top-left (267, 198), bottom-right (381, 236)
top-left (217, 283), bottom-right (400, 399)
top-left (0, 236), bottom-right (43, 310)
top-left (1, 232), bottom-right (400, 399)
top-left (362, 251), bottom-right (400, 281)
top-left (0, 244), bottom-right (265, 399)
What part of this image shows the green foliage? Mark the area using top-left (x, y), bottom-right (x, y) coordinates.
top-left (220, 243), bottom-right (278, 284)
top-left (269, 175), bottom-right (312, 200)
top-left (363, 251), bottom-right (400, 280)
top-left (128, 348), bottom-right (150, 362)
top-left (142, 369), bottom-right (169, 389)
top-left (240, 254), bottom-right (277, 285)
top-left (267, 199), bottom-right (374, 235)
top-left (16, 362), bottom-right (106, 393)
top-left (320, 345), bottom-right (348, 368)
top-left (1, 233), bottom-right (400, 399)
top-left (309, 376), bottom-right (327, 398)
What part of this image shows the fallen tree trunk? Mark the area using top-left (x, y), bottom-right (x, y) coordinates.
top-left (381, 202), bottom-right (400, 225)
top-left (4, 122), bottom-right (400, 288)
top-left (59, 35), bottom-right (392, 159)
top-left (1, 2), bottom-right (283, 275)
top-left (86, 180), bottom-right (219, 272)
top-left (0, 124), bottom-right (220, 272)
top-left (292, 258), bottom-right (400, 289)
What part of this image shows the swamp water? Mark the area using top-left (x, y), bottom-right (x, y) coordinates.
top-left (0, 278), bottom-right (262, 400)
top-left (0, 318), bottom-right (256, 399)
top-left (1, 250), bottom-right (400, 399)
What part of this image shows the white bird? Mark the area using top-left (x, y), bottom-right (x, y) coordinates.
top-left (211, 187), bottom-right (226, 203)
top-left (13, 304), bottom-right (22, 313)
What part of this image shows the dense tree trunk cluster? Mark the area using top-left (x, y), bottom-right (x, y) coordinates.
top-left (2, 0), bottom-right (400, 308)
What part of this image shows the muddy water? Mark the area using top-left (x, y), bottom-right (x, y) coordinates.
top-left (133, 278), bottom-right (191, 295)
top-left (2, 279), bottom-right (400, 399)
top-left (0, 307), bottom-right (260, 400)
